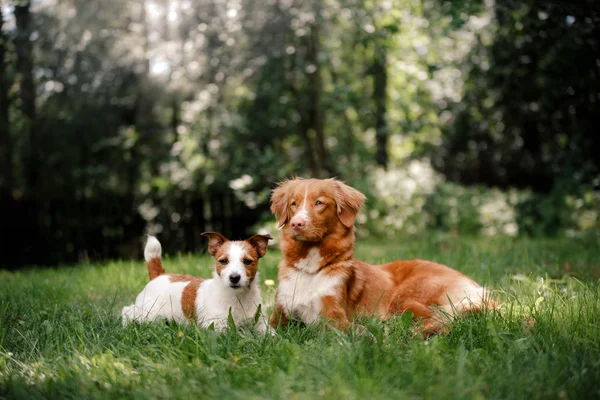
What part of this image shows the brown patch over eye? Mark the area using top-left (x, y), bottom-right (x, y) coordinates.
top-left (237, 241), bottom-right (259, 281)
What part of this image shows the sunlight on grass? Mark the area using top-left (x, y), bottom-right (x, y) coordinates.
top-left (1, 235), bottom-right (599, 399)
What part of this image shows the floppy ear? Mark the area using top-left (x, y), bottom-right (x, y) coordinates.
top-left (270, 179), bottom-right (295, 229)
top-left (333, 180), bottom-right (366, 228)
top-left (201, 232), bottom-right (228, 256)
top-left (247, 234), bottom-right (272, 258)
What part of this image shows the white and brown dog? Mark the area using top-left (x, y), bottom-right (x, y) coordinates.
top-left (270, 178), bottom-right (495, 334)
top-left (122, 232), bottom-right (273, 334)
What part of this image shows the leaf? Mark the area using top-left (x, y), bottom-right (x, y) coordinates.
top-left (400, 311), bottom-right (414, 329)
top-left (253, 304), bottom-right (262, 325)
top-left (227, 307), bottom-right (236, 331)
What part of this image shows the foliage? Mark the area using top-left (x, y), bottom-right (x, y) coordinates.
top-left (1, 236), bottom-right (600, 398)
top-left (0, 0), bottom-right (598, 267)
top-left (516, 180), bottom-right (600, 237)
top-left (354, 161), bottom-right (598, 239)
top-left (432, 0), bottom-right (600, 193)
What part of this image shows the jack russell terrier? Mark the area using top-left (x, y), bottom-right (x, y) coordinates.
top-left (122, 232), bottom-right (273, 334)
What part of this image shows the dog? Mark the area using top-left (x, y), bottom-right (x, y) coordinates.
top-left (122, 232), bottom-right (273, 334)
top-left (269, 177), bottom-right (494, 334)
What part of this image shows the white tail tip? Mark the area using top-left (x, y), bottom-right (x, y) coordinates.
top-left (144, 235), bottom-right (162, 262)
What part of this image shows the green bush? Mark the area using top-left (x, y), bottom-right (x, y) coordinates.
top-left (359, 162), bottom-right (598, 238)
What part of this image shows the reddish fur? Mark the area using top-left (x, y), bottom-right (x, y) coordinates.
top-left (270, 303), bottom-right (290, 327)
top-left (147, 257), bottom-right (165, 280)
top-left (270, 178), bottom-right (495, 334)
top-left (169, 274), bottom-right (204, 319)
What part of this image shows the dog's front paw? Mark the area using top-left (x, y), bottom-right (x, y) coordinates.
top-left (267, 324), bottom-right (276, 336)
top-left (256, 319), bottom-right (276, 336)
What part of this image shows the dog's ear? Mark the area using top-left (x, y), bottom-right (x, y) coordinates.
top-left (333, 180), bottom-right (366, 228)
top-left (201, 232), bottom-right (228, 256)
top-left (247, 234), bottom-right (272, 258)
top-left (270, 179), bottom-right (295, 229)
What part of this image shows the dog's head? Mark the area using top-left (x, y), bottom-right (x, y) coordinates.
top-left (201, 232), bottom-right (272, 289)
top-left (270, 178), bottom-right (366, 242)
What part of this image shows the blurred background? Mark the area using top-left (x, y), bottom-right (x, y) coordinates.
top-left (0, 0), bottom-right (598, 268)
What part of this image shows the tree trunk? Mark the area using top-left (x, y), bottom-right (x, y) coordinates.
top-left (170, 98), bottom-right (179, 143)
top-left (297, 125), bottom-right (321, 177)
top-left (373, 43), bottom-right (388, 169)
top-left (0, 8), bottom-right (13, 192)
top-left (14, 2), bottom-right (38, 194)
top-left (136, 0), bottom-right (154, 138)
top-left (305, 20), bottom-right (335, 178)
top-left (287, 38), bottom-right (320, 178)
top-left (165, 0), bottom-right (181, 145)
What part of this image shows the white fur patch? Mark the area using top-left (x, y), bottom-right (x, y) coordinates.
top-left (277, 268), bottom-right (343, 324)
top-left (440, 279), bottom-right (489, 317)
top-left (292, 185), bottom-right (310, 222)
top-left (228, 242), bottom-right (244, 263)
top-left (295, 208), bottom-right (309, 220)
top-left (121, 275), bottom-right (189, 325)
top-left (195, 273), bottom-right (267, 331)
top-left (294, 248), bottom-right (323, 274)
top-left (144, 236), bottom-right (162, 262)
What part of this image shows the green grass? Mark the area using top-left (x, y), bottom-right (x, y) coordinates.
top-left (1, 234), bottom-right (600, 399)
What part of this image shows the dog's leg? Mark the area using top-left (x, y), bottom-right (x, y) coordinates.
top-left (321, 295), bottom-right (352, 331)
top-left (400, 299), bottom-right (450, 336)
top-left (398, 299), bottom-right (434, 319)
top-left (320, 296), bottom-right (376, 339)
top-left (256, 315), bottom-right (276, 336)
top-left (270, 303), bottom-right (290, 328)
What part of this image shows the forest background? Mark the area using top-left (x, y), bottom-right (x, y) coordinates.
top-left (0, 0), bottom-right (598, 268)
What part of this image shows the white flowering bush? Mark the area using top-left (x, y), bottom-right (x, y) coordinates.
top-left (360, 160), bottom-right (580, 238)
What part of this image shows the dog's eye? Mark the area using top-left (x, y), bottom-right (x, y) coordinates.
top-left (219, 259), bottom-right (228, 265)
top-left (243, 259), bottom-right (253, 265)
top-left (315, 200), bottom-right (323, 206)
top-left (291, 201), bottom-right (296, 207)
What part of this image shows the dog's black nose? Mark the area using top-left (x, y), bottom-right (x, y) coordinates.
top-left (229, 274), bottom-right (241, 284)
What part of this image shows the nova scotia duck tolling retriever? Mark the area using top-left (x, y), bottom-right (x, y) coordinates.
top-left (269, 177), bottom-right (494, 334)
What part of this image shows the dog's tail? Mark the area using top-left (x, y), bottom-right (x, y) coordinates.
top-left (145, 235), bottom-right (165, 280)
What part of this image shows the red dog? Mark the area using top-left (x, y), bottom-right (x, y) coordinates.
top-left (269, 178), bottom-right (494, 333)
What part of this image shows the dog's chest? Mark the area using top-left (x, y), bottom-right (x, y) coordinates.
top-left (293, 248), bottom-right (322, 274)
top-left (277, 267), bottom-right (343, 324)
top-left (195, 280), bottom-right (261, 328)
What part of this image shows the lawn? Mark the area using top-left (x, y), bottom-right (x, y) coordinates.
top-left (1, 234), bottom-right (599, 399)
